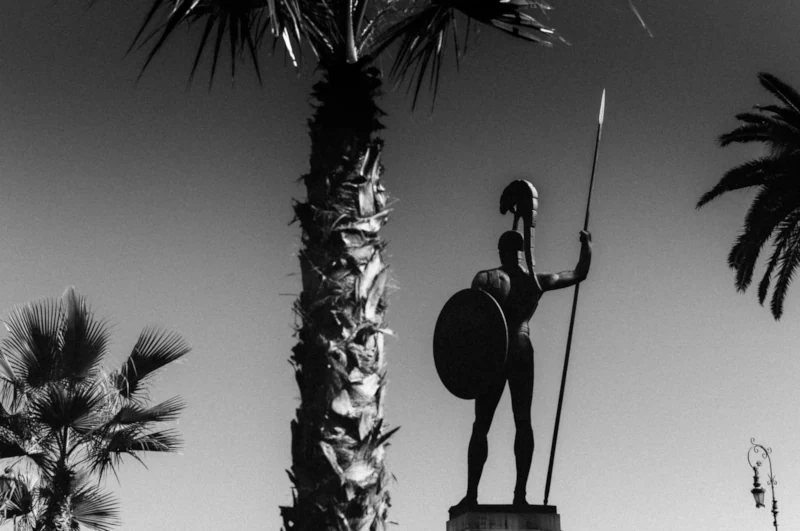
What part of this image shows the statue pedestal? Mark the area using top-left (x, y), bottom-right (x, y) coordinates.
top-left (447, 505), bottom-right (562, 531)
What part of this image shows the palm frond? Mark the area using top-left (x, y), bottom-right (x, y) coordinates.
top-left (70, 481), bottom-right (119, 531)
top-left (59, 288), bottom-right (111, 382)
top-left (25, 451), bottom-right (56, 476)
top-left (696, 156), bottom-right (788, 208)
top-left (114, 327), bottom-right (189, 401)
top-left (763, 216), bottom-right (800, 304)
top-left (298, 0), bottom-right (347, 62)
top-left (0, 439), bottom-right (26, 460)
top-left (0, 407), bottom-right (32, 459)
top-left (381, 0), bottom-right (557, 109)
top-left (0, 350), bottom-right (17, 386)
top-left (758, 72), bottom-right (800, 115)
top-left (110, 396), bottom-right (185, 426)
top-left (758, 212), bottom-right (800, 305)
top-left (770, 218), bottom-right (800, 319)
top-left (727, 183), bottom-right (800, 290)
top-left (757, 247), bottom-right (781, 306)
top-left (385, 3), bottom-right (459, 109)
top-left (354, 0), bottom-right (403, 58)
top-left (90, 428), bottom-right (182, 480)
top-left (124, 429), bottom-right (182, 453)
top-left (753, 104), bottom-right (800, 131)
top-left (0, 349), bottom-right (24, 412)
top-left (31, 383), bottom-right (104, 434)
top-left (456, 0), bottom-right (556, 42)
top-left (2, 299), bottom-right (63, 389)
top-left (0, 472), bottom-right (33, 521)
top-left (719, 119), bottom-right (800, 149)
top-left (131, 0), bottom-right (304, 86)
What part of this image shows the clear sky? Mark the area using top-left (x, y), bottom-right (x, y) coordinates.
top-left (3, 1), bottom-right (800, 530)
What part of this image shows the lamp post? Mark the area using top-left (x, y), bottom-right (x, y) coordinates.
top-left (748, 438), bottom-right (778, 531)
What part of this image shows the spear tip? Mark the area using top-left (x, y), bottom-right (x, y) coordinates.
top-left (599, 89), bottom-right (606, 125)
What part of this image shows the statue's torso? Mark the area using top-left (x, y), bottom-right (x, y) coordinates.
top-left (472, 267), bottom-right (543, 335)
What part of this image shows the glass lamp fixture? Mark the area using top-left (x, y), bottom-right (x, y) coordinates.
top-left (751, 466), bottom-right (765, 508)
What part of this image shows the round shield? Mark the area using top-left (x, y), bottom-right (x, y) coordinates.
top-left (433, 289), bottom-right (508, 399)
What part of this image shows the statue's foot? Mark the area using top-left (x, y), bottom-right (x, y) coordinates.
top-left (450, 495), bottom-right (477, 512)
top-left (512, 493), bottom-right (529, 507)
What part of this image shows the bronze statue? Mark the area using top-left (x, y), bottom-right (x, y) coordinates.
top-left (445, 180), bottom-right (592, 509)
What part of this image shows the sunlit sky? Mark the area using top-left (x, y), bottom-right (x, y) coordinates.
top-left (3, 1), bottom-right (800, 530)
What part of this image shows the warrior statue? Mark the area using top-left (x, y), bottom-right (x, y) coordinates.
top-left (439, 180), bottom-right (592, 509)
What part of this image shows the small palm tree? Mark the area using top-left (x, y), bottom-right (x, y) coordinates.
top-left (114, 1), bottom-right (560, 528)
top-left (698, 72), bottom-right (800, 320)
top-left (0, 287), bottom-right (189, 530)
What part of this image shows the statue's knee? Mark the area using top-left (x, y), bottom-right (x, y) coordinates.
top-left (514, 420), bottom-right (533, 438)
top-left (472, 420), bottom-right (491, 438)
top-left (513, 415), bottom-right (532, 430)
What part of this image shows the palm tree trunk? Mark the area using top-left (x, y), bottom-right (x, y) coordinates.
top-left (38, 460), bottom-right (74, 531)
top-left (281, 59), bottom-right (396, 531)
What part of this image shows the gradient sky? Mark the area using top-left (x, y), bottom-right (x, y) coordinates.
top-left (3, 1), bottom-right (800, 530)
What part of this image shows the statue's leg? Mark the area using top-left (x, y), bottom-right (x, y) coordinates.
top-left (508, 335), bottom-right (534, 506)
top-left (463, 375), bottom-right (506, 504)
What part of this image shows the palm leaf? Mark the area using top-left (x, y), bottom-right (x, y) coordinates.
top-left (132, 0), bottom-right (303, 86)
top-left (59, 288), bottom-right (111, 382)
top-left (31, 382), bottom-right (104, 434)
top-left (385, 3), bottom-right (459, 108)
top-left (696, 156), bottom-right (788, 208)
top-left (727, 183), bottom-right (800, 290)
top-left (110, 396), bottom-right (185, 426)
top-left (0, 349), bottom-right (24, 411)
top-left (719, 119), bottom-right (800, 149)
top-left (758, 212), bottom-right (800, 305)
top-left (758, 72), bottom-right (800, 115)
top-left (382, 0), bottom-right (556, 108)
top-left (2, 299), bottom-right (63, 389)
top-left (0, 439), bottom-right (26, 460)
top-left (757, 244), bottom-right (783, 306)
top-left (770, 218), bottom-right (800, 319)
top-left (455, 0), bottom-right (556, 42)
top-left (70, 481), bottom-right (119, 531)
top-left (0, 407), bottom-right (32, 458)
top-left (114, 327), bottom-right (190, 401)
top-left (90, 427), bottom-right (182, 480)
top-left (25, 451), bottom-right (55, 476)
top-left (0, 473), bottom-right (33, 521)
top-left (124, 429), bottom-right (182, 453)
top-left (753, 104), bottom-right (800, 131)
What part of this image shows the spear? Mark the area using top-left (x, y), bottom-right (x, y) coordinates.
top-left (543, 89), bottom-right (606, 506)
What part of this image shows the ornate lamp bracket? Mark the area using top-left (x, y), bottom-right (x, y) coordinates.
top-left (748, 438), bottom-right (778, 531)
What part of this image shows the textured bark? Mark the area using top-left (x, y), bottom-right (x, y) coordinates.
top-left (281, 59), bottom-right (396, 531)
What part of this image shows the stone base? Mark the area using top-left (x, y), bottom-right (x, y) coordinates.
top-left (447, 505), bottom-right (561, 531)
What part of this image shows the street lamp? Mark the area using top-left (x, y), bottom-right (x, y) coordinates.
top-left (748, 438), bottom-right (778, 531)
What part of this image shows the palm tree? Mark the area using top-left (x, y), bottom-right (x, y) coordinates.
top-left (120, 1), bottom-right (560, 528)
top-left (0, 287), bottom-right (189, 530)
top-left (698, 72), bottom-right (800, 320)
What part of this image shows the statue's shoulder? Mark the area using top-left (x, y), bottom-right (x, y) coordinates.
top-left (471, 268), bottom-right (508, 291)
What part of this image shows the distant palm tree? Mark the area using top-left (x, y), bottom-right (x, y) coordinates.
top-left (0, 287), bottom-right (189, 530)
top-left (120, 1), bottom-right (560, 528)
top-left (698, 72), bottom-right (800, 320)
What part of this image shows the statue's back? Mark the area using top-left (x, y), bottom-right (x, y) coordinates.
top-left (472, 267), bottom-right (542, 332)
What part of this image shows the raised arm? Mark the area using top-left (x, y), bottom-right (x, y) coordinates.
top-left (537, 231), bottom-right (592, 291)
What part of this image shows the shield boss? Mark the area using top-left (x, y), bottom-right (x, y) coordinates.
top-left (433, 289), bottom-right (508, 399)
